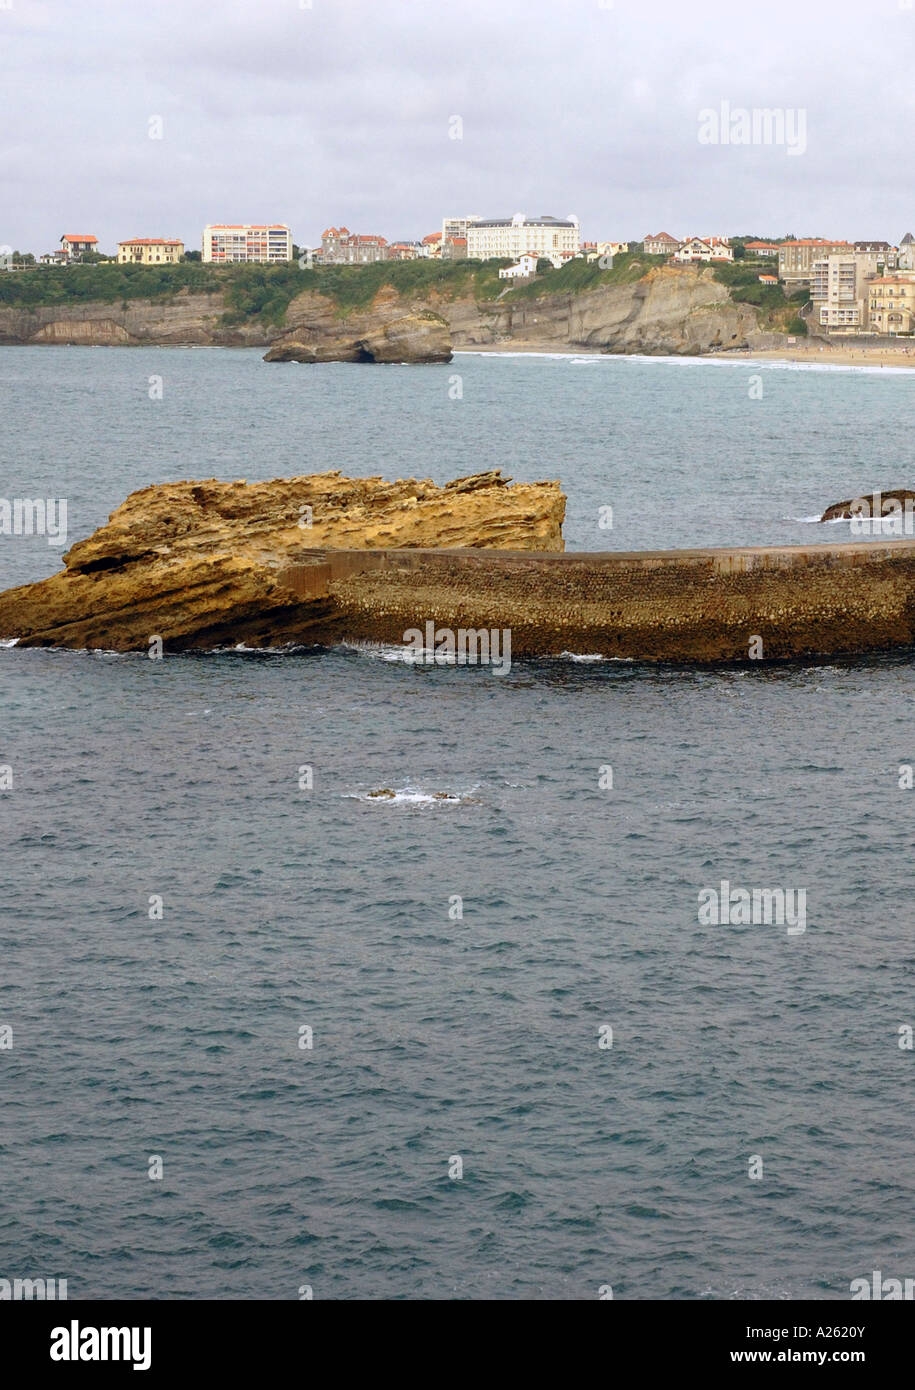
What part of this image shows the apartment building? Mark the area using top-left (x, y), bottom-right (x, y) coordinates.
top-left (465, 215), bottom-right (580, 261)
top-left (867, 276), bottom-right (915, 335)
top-left (117, 238), bottom-right (184, 265)
top-left (643, 232), bottom-right (680, 256)
top-left (59, 234), bottom-right (98, 261)
top-left (811, 254), bottom-right (864, 329)
top-left (442, 216), bottom-right (481, 243)
top-left (202, 225), bottom-right (292, 263)
top-left (321, 227), bottom-right (388, 264)
top-left (777, 239), bottom-right (853, 285)
top-left (811, 250), bottom-right (887, 329)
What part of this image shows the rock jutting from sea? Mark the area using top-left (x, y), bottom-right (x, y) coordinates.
top-left (4, 472), bottom-right (915, 661)
top-left (263, 311), bottom-right (452, 364)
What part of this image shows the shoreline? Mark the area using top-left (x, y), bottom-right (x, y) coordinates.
top-left (457, 340), bottom-right (915, 370)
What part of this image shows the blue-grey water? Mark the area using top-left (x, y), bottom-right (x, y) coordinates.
top-left (1, 348), bottom-right (914, 1299)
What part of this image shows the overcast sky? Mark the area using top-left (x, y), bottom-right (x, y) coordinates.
top-left (3, 0), bottom-right (915, 254)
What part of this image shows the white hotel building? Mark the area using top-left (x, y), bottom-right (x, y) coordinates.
top-left (202, 225), bottom-right (293, 264)
top-left (466, 215), bottom-right (580, 262)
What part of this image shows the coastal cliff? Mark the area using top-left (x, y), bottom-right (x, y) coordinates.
top-left (0, 264), bottom-right (784, 356)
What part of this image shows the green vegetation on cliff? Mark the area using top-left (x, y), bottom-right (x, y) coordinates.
top-left (712, 261), bottom-right (808, 334)
top-left (0, 254), bottom-right (806, 337)
top-left (0, 259), bottom-right (515, 326)
top-left (503, 252), bottom-right (668, 301)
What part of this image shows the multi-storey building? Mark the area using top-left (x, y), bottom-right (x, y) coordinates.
top-left (643, 232), bottom-right (680, 256)
top-left (465, 215), bottom-right (580, 262)
top-left (867, 276), bottom-right (915, 335)
top-left (811, 254), bottom-right (864, 329)
top-left (321, 227), bottom-right (388, 264)
top-left (811, 250), bottom-right (886, 330)
top-left (777, 239), bottom-right (853, 286)
top-left (117, 238), bottom-right (184, 265)
top-left (202, 225), bottom-right (292, 263)
top-left (59, 234), bottom-right (98, 261)
top-left (442, 216), bottom-right (481, 243)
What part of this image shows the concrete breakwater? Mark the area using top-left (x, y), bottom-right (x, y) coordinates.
top-left (276, 539), bottom-right (915, 663)
top-left (3, 466), bottom-right (915, 661)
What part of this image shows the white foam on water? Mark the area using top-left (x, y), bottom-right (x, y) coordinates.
top-left (0, 637), bottom-right (20, 648)
top-left (346, 785), bottom-right (477, 806)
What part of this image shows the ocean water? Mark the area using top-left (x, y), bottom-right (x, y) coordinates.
top-left (1, 347), bottom-right (914, 1300)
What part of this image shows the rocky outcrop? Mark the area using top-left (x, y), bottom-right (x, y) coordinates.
top-left (0, 471), bottom-right (565, 651)
top-left (455, 266), bottom-right (781, 354)
top-left (264, 311), bottom-right (451, 363)
top-left (0, 267), bottom-right (782, 354)
top-left (821, 489), bottom-right (915, 521)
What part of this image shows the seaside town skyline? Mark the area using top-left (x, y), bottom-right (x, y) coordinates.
top-left (10, 222), bottom-right (915, 337)
top-left (5, 0), bottom-right (915, 255)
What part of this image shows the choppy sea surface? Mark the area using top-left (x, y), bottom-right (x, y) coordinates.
top-left (1, 347), bottom-right (914, 1299)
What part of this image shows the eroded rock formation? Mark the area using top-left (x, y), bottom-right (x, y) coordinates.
top-left (0, 470), bottom-right (565, 651)
top-left (264, 311), bottom-right (452, 364)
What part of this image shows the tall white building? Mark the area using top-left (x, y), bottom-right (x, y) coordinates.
top-left (202, 225), bottom-right (293, 264)
top-left (466, 214), bottom-right (580, 262)
top-left (811, 250), bottom-right (884, 330)
top-left (442, 215), bottom-right (481, 242)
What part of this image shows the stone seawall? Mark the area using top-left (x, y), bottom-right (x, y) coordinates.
top-left (274, 540), bottom-right (915, 662)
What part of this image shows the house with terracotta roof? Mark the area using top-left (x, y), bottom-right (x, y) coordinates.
top-left (643, 232), bottom-right (680, 256)
top-left (743, 241), bottom-right (780, 258)
top-left (60, 234), bottom-right (98, 262)
top-left (117, 237), bottom-right (184, 265)
top-left (673, 236), bottom-right (733, 263)
top-left (321, 227), bottom-right (389, 264)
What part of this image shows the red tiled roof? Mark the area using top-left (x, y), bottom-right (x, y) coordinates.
top-left (62, 235), bottom-right (98, 243)
top-left (119, 238), bottom-right (182, 246)
top-left (422, 232), bottom-right (442, 243)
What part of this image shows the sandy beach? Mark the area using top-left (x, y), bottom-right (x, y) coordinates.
top-left (459, 339), bottom-right (915, 369)
top-left (725, 342), bottom-right (915, 369)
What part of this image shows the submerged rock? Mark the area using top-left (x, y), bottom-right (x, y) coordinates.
top-left (820, 489), bottom-right (915, 521)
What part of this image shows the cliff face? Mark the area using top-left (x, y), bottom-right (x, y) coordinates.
top-left (0, 267), bottom-right (781, 354)
top-left (0, 471), bottom-right (565, 651)
top-left (456, 266), bottom-right (779, 354)
top-left (264, 304), bottom-right (452, 363)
